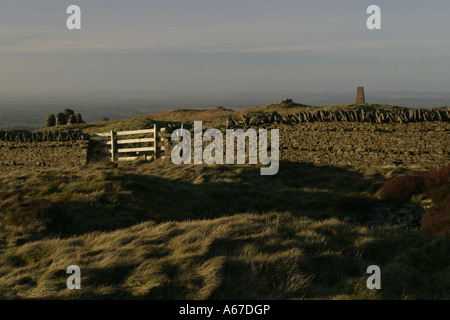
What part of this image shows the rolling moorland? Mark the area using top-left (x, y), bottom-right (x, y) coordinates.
top-left (0, 101), bottom-right (449, 299)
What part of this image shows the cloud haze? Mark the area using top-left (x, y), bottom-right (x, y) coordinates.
top-left (1, 0), bottom-right (449, 98)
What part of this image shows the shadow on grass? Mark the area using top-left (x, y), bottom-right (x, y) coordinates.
top-left (5, 160), bottom-right (387, 239)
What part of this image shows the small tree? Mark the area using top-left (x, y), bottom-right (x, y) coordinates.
top-left (75, 112), bottom-right (85, 124)
top-left (67, 114), bottom-right (78, 124)
top-left (45, 114), bottom-right (56, 127)
top-left (56, 113), bottom-right (67, 126)
top-left (64, 108), bottom-right (75, 120)
top-left (49, 109), bottom-right (84, 126)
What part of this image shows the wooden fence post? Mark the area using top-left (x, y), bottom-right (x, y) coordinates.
top-left (110, 130), bottom-right (116, 161)
top-left (154, 123), bottom-right (158, 157)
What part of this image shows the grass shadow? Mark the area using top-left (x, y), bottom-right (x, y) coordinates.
top-left (0, 160), bottom-right (390, 239)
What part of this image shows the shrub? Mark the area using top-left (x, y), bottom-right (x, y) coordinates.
top-left (420, 195), bottom-right (450, 238)
top-left (67, 114), bottom-right (78, 125)
top-left (424, 164), bottom-right (450, 203)
top-left (45, 114), bottom-right (56, 127)
top-left (379, 174), bottom-right (425, 202)
top-left (420, 164), bottom-right (450, 238)
top-left (55, 113), bottom-right (67, 126)
top-left (63, 108), bottom-right (75, 120)
top-left (75, 112), bottom-right (85, 124)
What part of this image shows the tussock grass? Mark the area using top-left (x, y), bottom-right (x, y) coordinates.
top-left (0, 159), bottom-right (387, 241)
top-left (0, 213), bottom-right (448, 299)
top-left (0, 160), bottom-right (448, 299)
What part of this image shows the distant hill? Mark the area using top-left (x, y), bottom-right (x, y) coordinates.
top-left (32, 100), bottom-right (421, 134)
top-left (2, 89), bottom-right (449, 130)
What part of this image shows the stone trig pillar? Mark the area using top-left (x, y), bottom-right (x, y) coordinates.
top-left (355, 86), bottom-right (365, 105)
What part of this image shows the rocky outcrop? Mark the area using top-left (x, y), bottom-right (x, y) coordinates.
top-left (367, 203), bottom-right (426, 228)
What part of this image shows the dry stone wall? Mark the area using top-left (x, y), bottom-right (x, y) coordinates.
top-left (0, 130), bottom-right (90, 142)
top-left (228, 108), bottom-right (450, 127)
top-left (1, 108), bottom-right (449, 173)
top-left (0, 141), bottom-right (89, 172)
top-left (165, 113), bottom-right (450, 170)
top-left (276, 122), bottom-right (449, 169)
top-left (223, 109), bottom-right (450, 170)
top-left (0, 130), bottom-right (90, 172)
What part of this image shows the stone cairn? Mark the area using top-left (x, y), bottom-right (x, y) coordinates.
top-left (0, 130), bottom-right (90, 142)
top-left (226, 108), bottom-right (450, 128)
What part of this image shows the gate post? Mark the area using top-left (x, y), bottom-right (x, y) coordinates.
top-left (110, 130), bottom-right (116, 161)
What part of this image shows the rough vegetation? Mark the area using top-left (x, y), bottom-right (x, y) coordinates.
top-left (378, 164), bottom-right (450, 238)
top-left (0, 160), bottom-right (449, 300)
top-left (0, 102), bottom-right (448, 300)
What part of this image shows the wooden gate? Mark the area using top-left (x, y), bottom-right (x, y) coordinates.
top-left (92, 124), bottom-right (166, 161)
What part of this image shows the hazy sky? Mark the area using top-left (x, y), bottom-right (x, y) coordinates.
top-left (1, 0), bottom-right (450, 97)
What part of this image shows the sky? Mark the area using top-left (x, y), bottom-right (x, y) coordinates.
top-left (1, 0), bottom-right (450, 101)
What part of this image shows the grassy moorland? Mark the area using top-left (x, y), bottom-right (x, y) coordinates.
top-left (0, 102), bottom-right (449, 300)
